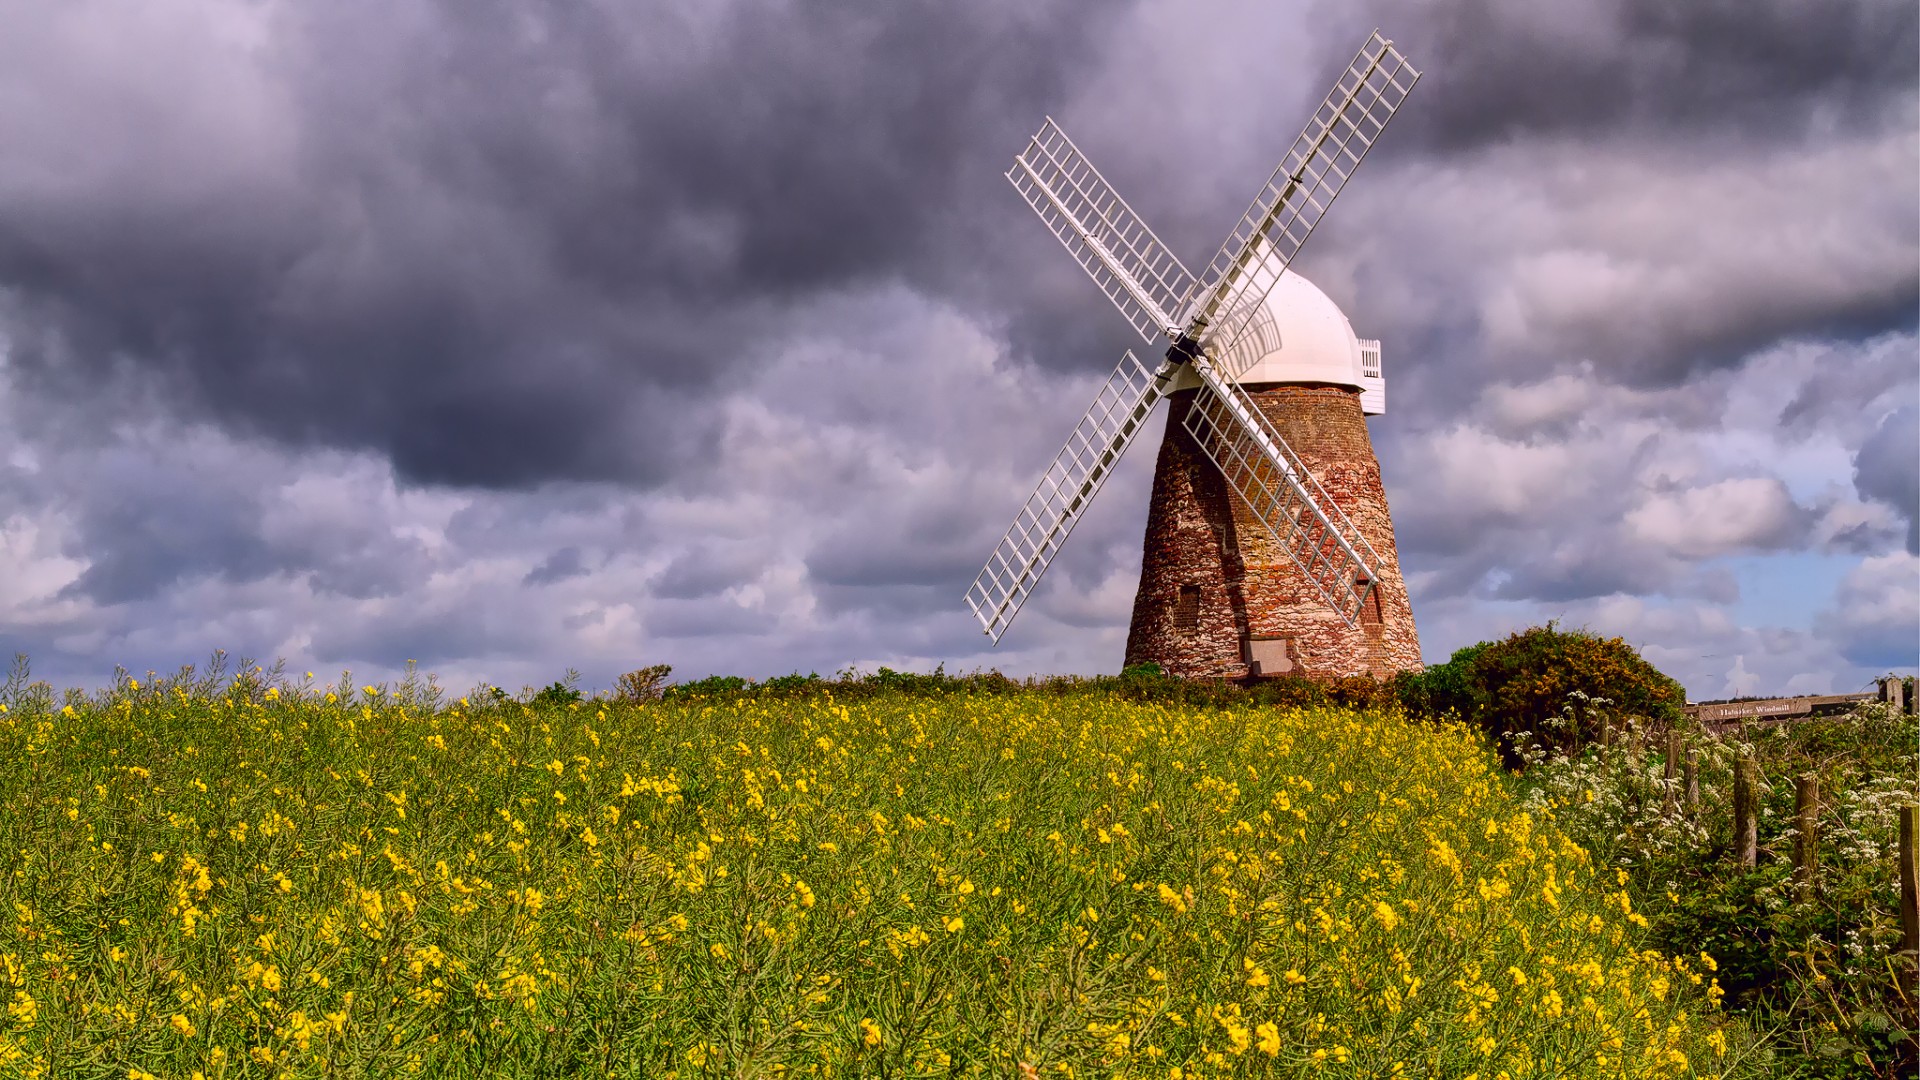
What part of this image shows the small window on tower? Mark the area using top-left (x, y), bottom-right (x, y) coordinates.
top-left (1172, 585), bottom-right (1201, 633)
top-left (1357, 578), bottom-right (1383, 626)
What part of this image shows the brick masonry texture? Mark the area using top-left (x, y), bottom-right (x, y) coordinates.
top-left (1124, 384), bottom-right (1423, 680)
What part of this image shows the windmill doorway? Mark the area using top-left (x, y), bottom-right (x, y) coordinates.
top-left (1243, 636), bottom-right (1296, 677)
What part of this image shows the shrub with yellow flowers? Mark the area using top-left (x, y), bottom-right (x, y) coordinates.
top-left (0, 659), bottom-right (1755, 1076)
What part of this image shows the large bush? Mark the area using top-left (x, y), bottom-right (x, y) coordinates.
top-left (1398, 623), bottom-right (1687, 763)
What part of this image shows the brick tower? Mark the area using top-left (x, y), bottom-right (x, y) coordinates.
top-left (1123, 272), bottom-right (1421, 680)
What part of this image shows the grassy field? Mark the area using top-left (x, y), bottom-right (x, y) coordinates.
top-left (0, 666), bottom-right (1748, 1077)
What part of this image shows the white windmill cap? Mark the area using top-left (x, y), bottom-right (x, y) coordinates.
top-left (1223, 269), bottom-right (1365, 390)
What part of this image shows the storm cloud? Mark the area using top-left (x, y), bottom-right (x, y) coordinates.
top-left (0, 0), bottom-right (1913, 697)
top-left (1, 0), bottom-right (1120, 486)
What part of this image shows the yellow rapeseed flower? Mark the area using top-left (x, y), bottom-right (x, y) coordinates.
top-left (1255, 1021), bottom-right (1281, 1056)
top-left (1373, 900), bottom-right (1400, 931)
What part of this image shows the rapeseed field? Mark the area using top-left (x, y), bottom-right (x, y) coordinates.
top-left (0, 672), bottom-right (1742, 1077)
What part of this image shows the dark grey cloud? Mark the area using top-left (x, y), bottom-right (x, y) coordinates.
top-left (643, 600), bottom-right (773, 641)
top-left (650, 548), bottom-right (766, 601)
top-left (524, 546), bottom-right (590, 587)
top-left (1344, 0), bottom-right (1918, 150)
top-left (1779, 344), bottom-right (1918, 433)
top-left (1854, 404), bottom-right (1919, 553)
top-left (6, 0), bottom-right (1903, 492)
top-left (806, 505), bottom-right (984, 592)
top-left (29, 436), bottom-right (436, 606)
top-left (0, 0), bottom-right (1122, 489)
top-left (308, 597), bottom-right (540, 670)
top-left (52, 452), bottom-right (275, 604)
top-left (1269, 0), bottom-right (1920, 411)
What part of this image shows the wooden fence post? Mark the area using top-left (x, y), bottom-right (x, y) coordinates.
top-left (1900, 804), bottom-right (1918, 962)
top-left (1662, 732), bottom-right (1680, 812)
top-left (1793, 773), bottom-right (1819, 900)
top-left (1733, 755), bottom-right (1758, 869)
top-left (1879, 676), bottom-right (1908, 714)
top-left (1683, 747), bottom-right (1700, 815)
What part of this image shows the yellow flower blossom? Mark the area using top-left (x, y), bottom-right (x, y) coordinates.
top-left (1255, 1021), bottom-right (1281, 1056)
top-left (1373, 900), bottom-right (1400, 931)
top-left (1225, 1022), bottom-right (1251, 1054)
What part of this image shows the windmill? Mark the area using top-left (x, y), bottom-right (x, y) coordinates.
top-left (965, 31), bottom-right (1424, 679)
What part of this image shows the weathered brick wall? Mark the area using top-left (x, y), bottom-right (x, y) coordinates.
top-left (1123, 390), bottom-right (1250, 678)
top-left (1124, 385), bottom-right (1422, 680)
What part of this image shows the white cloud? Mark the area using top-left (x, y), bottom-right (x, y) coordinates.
top-left (1626, 477), bottom-right (1808, 559)
top-left (1815, 552), bottom-right (1920, 670)
top-left (0, 512), bottom-right (86, 618)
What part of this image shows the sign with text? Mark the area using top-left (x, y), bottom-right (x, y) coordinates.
top-left (1687, 693), bottom-right (1873, 724)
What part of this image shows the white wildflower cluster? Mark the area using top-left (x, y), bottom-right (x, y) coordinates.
top-left (1520, 700), bottom-right (1915, 892)
top-left (1518, 728), bottom-right (1726, 863)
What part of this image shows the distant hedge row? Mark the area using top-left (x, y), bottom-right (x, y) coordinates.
top-left (633, 662), bottom-right (1401, 711)
top-left (610, 623), bottom-right (1687, 769)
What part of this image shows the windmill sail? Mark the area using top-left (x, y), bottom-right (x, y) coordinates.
top-left (966, 350), bottom-right (1169, 642)
top-left (1008, 119), bottom-right (1200, 343)
top-left (1180, 353), bottom-right (1381, 625)
top-left (1186, 31), bottom-right (1419, 368)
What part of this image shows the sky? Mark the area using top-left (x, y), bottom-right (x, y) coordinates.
top-left (0, 0), bottom-right (1914, 700)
